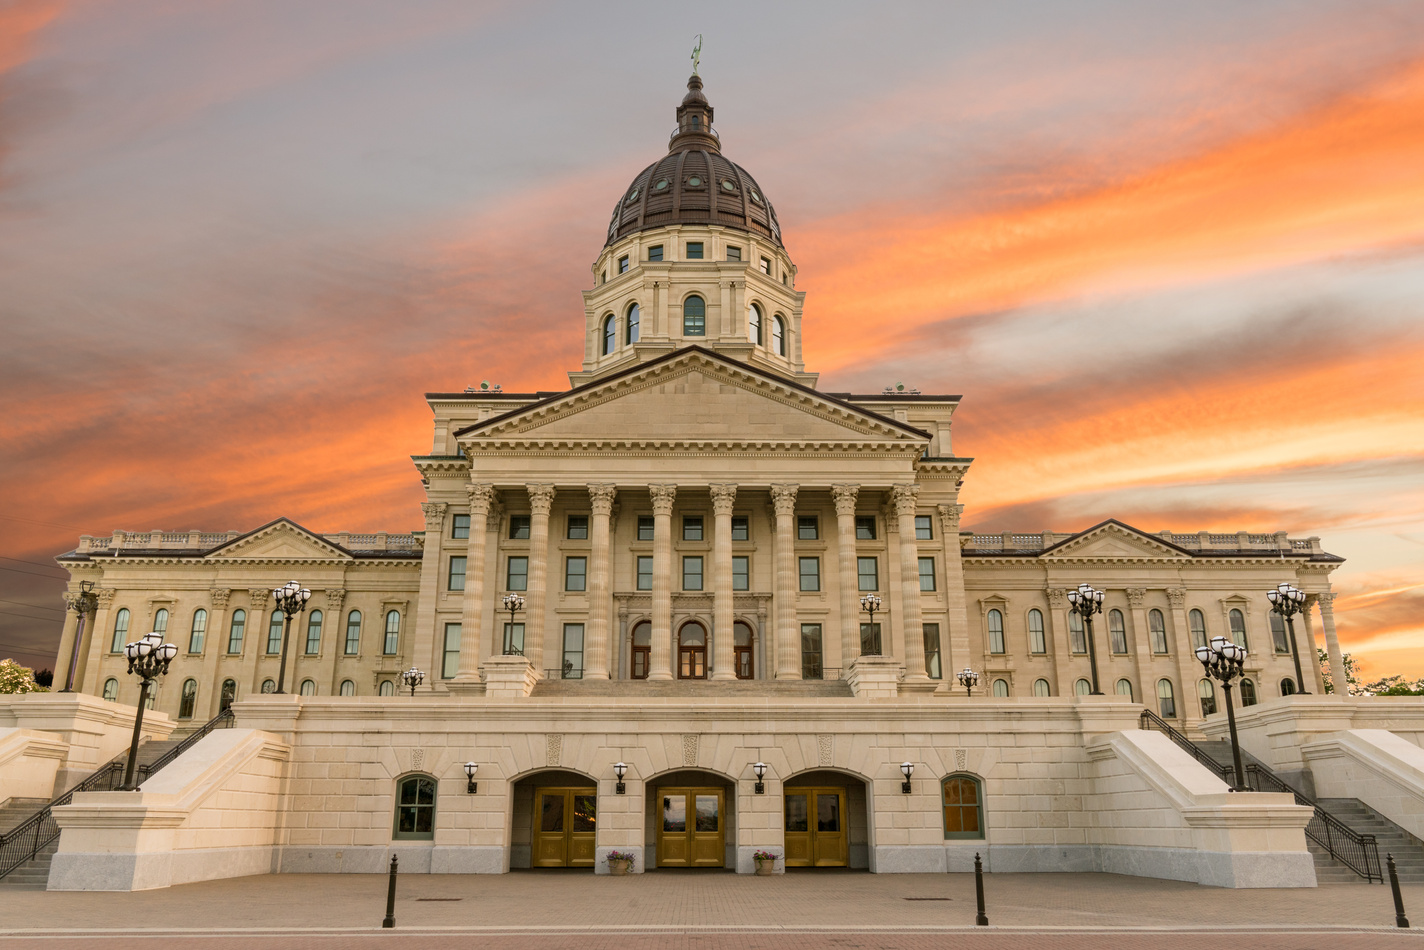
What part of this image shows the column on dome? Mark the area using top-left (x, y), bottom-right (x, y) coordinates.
top-left (524, 485), bottom-right (556, 675)
top-left (648, 485), bottom-right (677, 680)
top-left (412, 501), bottom-right (448, 684)
top-left (1167, 588), bottom-right (1198, 725)
top-left (710, 484), bottom-right (737, 680)
top-left (455, 486), bottom-right (494, 681)
top-left (585, 484), bottom-right (618, 679)
top-left (1126, 588), bottom-right (1152, 705)
top-left (832, 485), bottom-right (860, 670)
top-left (894, 484), bottom-right (930, 685)
top-left (1045, 587), bottom-right (1073, 698)
top-left (1316, 592), bottom-right (1348, 695)
top-left (938, 504), bottom-right (972, 681)
top-left (771, 484), bottom-right (800, 679)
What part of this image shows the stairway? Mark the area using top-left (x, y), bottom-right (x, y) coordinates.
top-left (531, 678), bottom-right (854, 698)
top-left (1313, 799), bottom-right (1424, 884)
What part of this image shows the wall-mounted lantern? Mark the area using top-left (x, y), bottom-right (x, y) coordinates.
top-left (753, 762), bottom-right (767, 795)
top-left (614, 761), bottom-right (627, 795)
top-left (464, 762), bottom-right (478, 794)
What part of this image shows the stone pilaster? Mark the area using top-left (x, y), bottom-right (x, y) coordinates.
top-left (524, 485), bottom-right (556, 676)
top-left (710, 483), bottom-right (737, 680)
top-left (894, 484), bottom-right (930, 687)
top-left (585, 484), bottom-right (618, 679)
top-left (1167, 588), bottom-right (1197, 727)
top-left (937, 503), bottom-right (971, 682)
top-left (242, 589), bottom-right (270, 694)
top-left (412, 501), bottom-right (448, 686)
top-left (771, 483), bottom-right (800, 678)
top-left (456, 487), bottom-right (494, 683)
top-left (1126, 588), bottom-right (1152, 704)
top-left (648, 485), bottom-right (677, 680)
top-left (832, 484), bottom-right (860, 671)
top-left (193, 588), bottom-right (229, 717)
top-left (1046, 587), bottom-right (1073, 698)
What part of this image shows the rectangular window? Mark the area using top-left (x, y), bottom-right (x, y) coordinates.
top-left (502, 622), bottom-right (524, 656)
top-left (760, 256), bottom-right (771, 275)
top-left (918, 557), bottom-right (936, 591)
top-left (855, 516), bottom-right (876, 540)
top-left (923, 623), bottom-right (943, 679)
top-left (451, 514), bottom-right (470, 539)
top-left (915, 515), bottom-right (933, 540)
top-left (618, 254), bottom-right (629, 274)
top-left (801, 623), bottom-right (823, 679)
top-left (683, 556), bottom-right (703, 590)
top-left (442, 623), bottom-right (461, 679)
top-left (636, 555), bottom-right (654, 590)
top-left (567, 515), bottom-right (588, 539)
top-left (797, 516), bottom-right (818, 540)
top-left (507, 556), bottom-right (528, 591)
top-left (857, 556), bottom-right (878, 591)
top-left (683, 516), bottom-right (703, 541)
top-left (727, 246), bottom-right (741, 261)
top-left (565, 556), bottom-right (587, 592)
top-left (686, 241), bottom-right (703, 259)
top-left (447, 556), bottom-right (467, 591)
top-left (798, 556), bottom-right (820, 591)
top-left (648, 245), bottom-right (663, 262)
top-left (266, 610), bottom-right (283, 655)
top-left (731, 516), bottom-right (749, 541)
top-left (345, 612), bottom-right (361, 655)
top-left (562, 624), bottom-right (584, 679)
top-left (638, 516), bottom-right (654, 541)
top-left (732, 556), bottom-right (749, 591)
top-left (509, 515), bottom-right (531, 539)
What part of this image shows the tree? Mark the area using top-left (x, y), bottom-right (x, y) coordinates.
top-left (0, 659), bottom-right (50, 694)
top-left (1319, 648), bottom-right (1362, 695)
top-left (1361, 674), bottom-right (1424, 696)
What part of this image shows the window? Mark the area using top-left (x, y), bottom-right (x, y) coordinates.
top-left (509, 515), bottom-right (531, 539)
top-left (220, 679), bottom-right (236, 710)
top-left (734, 622), bottom-right (754, 679)
top-left (861, 622), bottom-right (882, 656)
top-left (565, 556), bottom-right (587, 591)
top-left (1157, 679), bottom-right (1177, 717)
top-left (1229, 608), bottom-right (1249, 651)
top-left (942, 775), bottom-right (984, 839)
top-left (626, 303), bottom-right (640, 344)
top-left (918, 557), bottom-right (936, 591)
top-left (188, 609), bottom-right (207, 654)
top-left (1189, 608), bottom-right (1207, 649)
top-left (992, 678), bottom-right (1009, 697)
top-left (618, 254), bottom-right (629, 274)
top-left (568, 515), bottom-right (589, 539)
top-left (1116, 678), bottom-right (1134, 701)
top-left (686, 242), bottom-right (703, 259)
top-left (507, 556), bottom-right (528, 591)
top-left (683, 294), bottom-right (705, 335)
top-left (749, 303), bottom-right (762, 345)
top-left (267, 609), bottom-right (284, 654)
top-left (683, 516), bottom-right (703, 541)
top-left (1280, 677), bottom-right (1297, 697)
top-left (631, 622), bottom-right (651, 679)
top-left (153, 608), bottom-right (169, 634)
top-left (345, 610), bottom-right (362, 655)
top-left (179, 679), bottom-right (198, 719)
top-left (1068, 612), bottom-right (1086, 654)
top-left (1076, 678), bottom-right (1092, 696)
top-left (379, 680), bottom-right (394, 696)
top-left (923, 623), bottom-right (942, 679)
top-left (145, 687), bottom-right (157, 710)
top-left (501, 620), bottom-right (524, 656)
top-left (1240, 678), bottom-right (1257, 706)
top-left (601, 270), bottom-right (606, 284)
top-left (798, 556), bottom-right (820, 591)
top-left (647, 245), bottom-right (663, 262)
top-left (1198, 678), bottom-right (1217, 716)
top-left (448, 556), bottom-right (467, 591)
top-left (1108, 609), bottom-right (1128, 654)
top-left (683, 555), bottom-right (703, 591)
top-left (801, 623), bottom-right (823, 679)
top-left (1033, 678), bottom-right (1051, 697)
top-left (637, 516), bottom-right (654, 541)
top-left (227, 609), bottom-right (245, 654)
top-left (393, 774), bottom-right (437, 840)
top-left (772, 315), bottom-right (786, 355)
top-left (299, 679), bottom-right (316, 696)
top-left (562, 623), bottom-right (584, 679)
top-left (732, 555), bottom-right (749, 591)
top-left (797, 515), bottom-right (818, 540)
top-left (636, 555), bottom-right (653, 591)
top-left (340, 680), bottom-right (355, 696)
top-left (442, 623), bottom-right (461, 678)
top-left (110, 607), bottom-right (131, 652)
top-left (305, 610), bottom-right (323, 654)
top-left (602, 315), bottom-right (616, 355)
top-left (987, 609), bottom-right (1005, 654)
top-left (1269, 612), bottom-right (1290, 654)
top-left (855, 516), bottom-right (876, 539)
top-left (731, 516), bottom-right (749, 541)
top-left (760, 256), bottom-right (771, 275)
top-left (451, 514), bottom-right (469, 539)
top-left (1149, 609), bottom-right (1168, 654)
top-left (857, 557), bottom-right (878, 591)
top-left (726, 246), bottom-right (741, 261)
top-left (1028, 609), bottom-right (1046, 654)
top-left (102, 678), bottom-right (119, 701)
top-left (915, 515), bottom-right (933, 540)
top-left (384, 610), bottom-right (400, 655)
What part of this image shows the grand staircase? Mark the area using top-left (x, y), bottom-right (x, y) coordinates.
top-left (531, 678), bottom-right (854, 698)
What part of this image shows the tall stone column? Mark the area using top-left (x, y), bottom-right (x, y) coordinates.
top-left (648, 485), bottom-right (677, 680)
top-left (242, 589), bottom-right (270, 693)
top-left (1300, 599), bottom-right (1327, 693)
top-left (412, 502), bottom-right (448, 683)
top-left (1167, 588), bottom-right (1198, 725)
top-left (455, 486), bottom-right (494, 682)
top-left (525, 484), bottom-right (556, 675)
top-left (196, 588), bottom-right (229, 716)
top-left (710, 484), bottom-right (737, 680)
top-left (586, 484), bottom-right (618, 679)
top-left (1126, 588), bottom-right (1153, 703)
top-left (80, 588), bottom-right (117, 696)
top-left (832, 485), bottom-right (860, 670)
top-left (1045, 587), bottom-right (1073, 698)
top-left (55, 593), bottom-right (84, 691)
top-left (771, 483), bottom-right (800, 679)
top-left (894, 484), bottom-right (930, 686)
top-left (937, 504), bottom-right (972, 679)
top-left (1316, 592), bottom-right (1348, 695)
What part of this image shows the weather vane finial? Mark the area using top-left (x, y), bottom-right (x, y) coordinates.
top-left (691, 34), bottom-right (702, 76)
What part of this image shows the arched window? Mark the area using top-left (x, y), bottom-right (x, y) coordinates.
top-left (146, 688), bottom-right (157, 710)
top-left (305, 610), bottom-right (323, 654)
top-left (340, 679), bottom-right (355, 696)
top-left (1108, 609), bottom-right (1128, 654)
top-left (1068, 612), bottom-right (1086, 654)
top-left (261, 679), bottom-right (276, 694)
top-left (1280, 677), bottom-right (1297, 696)
top-left (1269, 612), bottom-right (1290, 654)
top-left (772, 314), bottom-right (786, 355)
top-left (941, 774), bottom-right (985, 839)
top-left (1157, 678), bottom-right (1176, 718)
top-left (345, 610), bottom-right (362, 655)
top-left (734, 621), bottom-right (754, 679)
top-left (110, 608), bottom-right (131, 653)
top-left (153, 608), bottom-right (169, 634)
top-left (1028, 609), bottom-right (1046, 654)
top-left (748, 303), bottom-right (762, 345)
top-left (1115, 678), bottom-right (1134, 701)
top-left (1033, 678), bottom-right (1051, 697)
top-left (179, 678), bottom-right (198, 719)
top-left (602, 314), bottom-right (616, 355)
top-left (683, 295), bottom-right (705, 336)
top-left (631, 621), bottom-right (651, 679)
top-left (188, 609), bottom-right (207, 654)
top-left (227, 609), bottom-right (246, 654)
top-left (299, 679), bottom-right (316, 696)
top-left (626, 302), bottom-right (640, 344)
top-left (220, 678), bottom-right (237, 710)
top-left (992, 678), bottom-right (1009, 697)
top-left (384, 610), bottom-right (401, 655)
top-left (1188, 608), bottom-right (1207, 649)
top-left (1149, 609), bottom-right (1168, 655)
top-left (1240, 678), bottom-right (1257, 706)
top-left (1075, 678), bottom-right (1092, 696)
top-left (378, 680), bottom-right (394, 696)
top-left (986, 609), bottom-right (1005, 654)
top-left (393, 774), bottom-right (437, 840)
top-left (266, 609), bottom-right (284, 654)
top-left (1229, 608), bottom-right (1248, 651)
top-left (102, 677), bottom-right (119, 701)
top-left (1198, 678), bottom-right (1217, 716)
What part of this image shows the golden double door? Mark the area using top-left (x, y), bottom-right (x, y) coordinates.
top-left (532, 787), bottom-right (597, 868)
top-left (657, 788), bottom-right (725, 867)
top-left (784, 787), bottom-right (848, 867)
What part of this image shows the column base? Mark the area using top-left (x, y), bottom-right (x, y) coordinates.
top-left (901, 674), bottom-right (938, 695)
top-left (710, 670), bottom-right (737, 681)
top-left (646, 671), bottom-right (674, 681)
top-left (445, 680), bottom-right (487, 697)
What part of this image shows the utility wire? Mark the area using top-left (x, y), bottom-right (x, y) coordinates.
top-left (0, 554), bottom-right (68, 573)
top-left (0, 608), bottom-right (66, 624)
top-left (0, 564), bottom-right (70, 580)
top-left (0, 598), bottom-right (64, 614)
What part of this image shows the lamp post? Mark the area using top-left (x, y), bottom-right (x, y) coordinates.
top-left (61, 580), bottom-right (98, 692)
top-left (614, 761), bottom-right (628, 795)
top-left (501, 592), bottom-right (526, 655)
top-left (753, 761), bottom-right (766, 794)
top-left (464, 762), bottom-right (478, 794)
top-left (900, 761), bottom-right (914, 794)
top-left (271, 580), bottom-right (312, 694)
top-left (1267, 582), bottom-right (1310, 695)
top-left (1066, 583), bottom-right (1105, 695)
top-left (401, 667), bottom-right (425, 696)
top-left (118, 631), bottom-right (178, 790)
top-left (1197, 635), bottom-right (1250, 791)
top-left (957, 667), bottom-right (979, 697)
top-left (859, 593), bottom-right (883, 656)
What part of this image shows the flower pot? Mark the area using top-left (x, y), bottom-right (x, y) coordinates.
top-left (754, 860), bottom-right (775, 876)
top-left (609, 859), bottom-right (631, 876)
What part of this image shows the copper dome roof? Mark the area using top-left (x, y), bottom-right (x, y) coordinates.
top-left (604, 75), bottom-right (783, 249)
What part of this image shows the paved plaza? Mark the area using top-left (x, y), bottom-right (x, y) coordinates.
top-left (3, 870), bottom-right (1423, 948)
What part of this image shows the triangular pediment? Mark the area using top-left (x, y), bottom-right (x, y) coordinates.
top-left (205, 519), bottom-right (351, 562)
top-left (1040, 520), bottom-right (1192, 561)
top-left (458, 348), bottom-right (927, 445)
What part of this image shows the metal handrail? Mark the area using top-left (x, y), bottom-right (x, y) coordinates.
top-left (1137, 709), bottom-right (1234, 782)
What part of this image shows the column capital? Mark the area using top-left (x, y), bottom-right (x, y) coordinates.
top-left (937, 503), bottom-right (963, 532)
top-left (1166, 588), bottom-right (1186, 608)
top-left (208, 588), bottom-right (230, 609)
top-left (527, 483), bottom-right (557, 514)
top-left (467, 483), bottom-right (496, 514)
top-left (421, 501), bottom-right (449, 528)
top-left (709, 483), bottom-right (738, 515)
top-left (325, 588), bottom-right (346, 610)
top-left (770, 483), bottom-right (799, 516)
top-left (831, 484), bottom-right (859, 516)
top-left (650, 484), bottom-right (678, 514)
top-left (1046, 588), bottom-right (1067, 609)
top-left (589, 483), bottom-right (618, 514)
top-left (1126, 588), bottom-right (1146, 607)
top-left (891, 483), bottom-right (920, 517)
top-left (1317, 591), bottom-right (1336, 611)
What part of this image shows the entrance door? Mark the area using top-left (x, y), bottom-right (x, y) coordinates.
top-left (733, 621), bottom-right (754, 679)
top-left (657, 787), bottom-right (725, 867)
top-left (678, 623), bottom-right (707, 679)
top-left (783, 787), bottom-right (848, 867)
top-left (532, 787), bottom-right (598, 868)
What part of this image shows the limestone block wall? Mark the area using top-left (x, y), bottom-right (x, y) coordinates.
top-left (1302, 729), bottom-right (1424, 841)
top-left (0, 693), bottom-right (174, 793)
top-left (0, 728), bottom-right (69, 804)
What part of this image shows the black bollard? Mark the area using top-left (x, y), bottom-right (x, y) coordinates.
top-left (974, 852), bottom-right (988, 926)
top-left (383, 854), bottom-right (399, 929)
top-left (1389, 853), bottom-right (1410, 928)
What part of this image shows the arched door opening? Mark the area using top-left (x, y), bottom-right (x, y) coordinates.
top-left (647, 769), bottom-right (734, 869)
top-left (733, 621), bottom-right (754, 679)
top-left (630, 621), bottom-right (650, 679)
top-left (784, 769), bottom-right (871, 869)
top-left (510, 769), bottom-right (598, 870)
top-left (678, 621), bottom-right (707, 679)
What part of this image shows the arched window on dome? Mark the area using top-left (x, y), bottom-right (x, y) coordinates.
top-left (748, 303), bottom-right (762, 345)
top-left (772, 314), bottom-right (786, 356)
top-left (626, 303), bottom-right (640, 344)
top-left (683, 295), bottom-right (705, 336)
top-left (602, 314), bottom-right (616, 355)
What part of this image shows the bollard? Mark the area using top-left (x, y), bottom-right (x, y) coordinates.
top-left (974, 852), bottom-right (988, 926)
top-left (1389, 853), bottom-right (1410, 928)
top-left (382, 854), bottom-right (399, 929)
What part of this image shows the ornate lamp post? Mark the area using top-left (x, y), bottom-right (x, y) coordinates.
top-left (957, 667), bottom-right (979, 697)
top-left (1066, 583), bottom-right (1106, 695)
top-left (271, 580), bottom-right (312, 694)
top-left (1267, 582), bottom-right (1310, 694)
top-left (401, 667), bottom-right (425, 696)
top-left (501, 592), bottom-right (526, 656)
top-left (61, 580), bottom-right (98, 692)
top-left (118, 631), bottom-right (178, 790)
top-left (859, 594), bottom-right (883, 656)
top-left (1197, 635), bottom-right (1250, 791)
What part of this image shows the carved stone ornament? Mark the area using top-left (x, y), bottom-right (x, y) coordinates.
top-left (326, 588), bottom-right (347, 610)
top-left (955, 748), bottom-right (968, 772)
top-left (421, 501), bottom-right (448, 529)
top-left (210, 588), bottom-right (231, 609)
top-left (650, 484), bottom-right (678, 515)
top-left (937, 503), bottom-right (963, 533)
top-left (249, 589), bottom-right (270, 610)
top-left (891, 483), bottom-right (921, 517)
top-left (770, 483), bottom-right (799, 517)
top-left (589, 484), bottom-right (618, 514)
top-left (1046, 588), bottom-right (1068, 609)
top-left (709, 483), bottom-right (737, 515)
top-left (831, 484), bottom-right (859, 516)
top-left (467, 483), bottom-right (496, 514)
top-left (546, 733), bottom-right (563, 767)
top-left (1126, 588), bottom-right (1146, 607)
top-left (410, 748), bottom-right (425, 772)
top-left (682, 733), bottom-right (699, 766)
top-left (817, 734), bottom-right (833, 767)
top-left (1167, 588), bottom-right (1186, 608)
top-left (1317, 591), bottom-right (1336, 613)
top-left (97, 588), bottom-right (117, 608)
top-left (527, 484), bottom-right (557, 514)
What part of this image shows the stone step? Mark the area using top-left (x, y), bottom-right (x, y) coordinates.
top-left (0, 799), bottom-right (49, 835)
top-left (531, 679), bottom-right (854, 698)
top-left (0, 840), bottom-right (57, 888)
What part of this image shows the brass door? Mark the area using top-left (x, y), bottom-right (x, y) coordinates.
top-left (783, 787), bottom-right (848, 867)
top-left (532, 787), bottom-right (598, 868)
top-left (657, 787), bottom-right (725, 868)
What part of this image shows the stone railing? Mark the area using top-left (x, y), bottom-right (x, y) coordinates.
top-left (961, 530), bottom-right (1323, 555)
top-left (76, 530), bottom-right (421, 555)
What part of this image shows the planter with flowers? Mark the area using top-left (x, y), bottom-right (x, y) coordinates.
top-left (752, 850), bottom-right (778, 876)
top-left (606, 850), bottom-right (635, 876)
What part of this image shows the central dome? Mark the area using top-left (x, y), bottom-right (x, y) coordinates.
top-left (604, 75), bottom-right (783, 249)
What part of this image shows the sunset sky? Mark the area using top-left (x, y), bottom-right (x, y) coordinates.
top-left (2, 1), bottom-right (1421, 682)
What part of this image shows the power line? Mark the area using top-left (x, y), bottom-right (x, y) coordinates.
top-left (0, 564), bottom-right (69, 581)
top-left (0, 598), bottom-right (64, 614)
top-left (0, 608), bottom-right (65, 624)
top-left (0, 514), bottom-right (85, 531)
top-left (0, 555), bottom-right (69, 573)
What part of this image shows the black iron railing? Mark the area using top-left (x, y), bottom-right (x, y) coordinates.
top-left (1138, 709), bottom-right (1234, 782)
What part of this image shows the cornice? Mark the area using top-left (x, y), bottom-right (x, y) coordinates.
top-left (461, 439), bottom-right (924, 457)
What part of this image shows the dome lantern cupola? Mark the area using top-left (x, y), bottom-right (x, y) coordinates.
top-left (670, 74), bottom-right (719, 153)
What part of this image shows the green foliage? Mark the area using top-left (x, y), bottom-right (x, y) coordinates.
top-left (1318, 648), bottom-right (1361, 695)
top-left (0, 658), bottom-right (50, 694)
top-left (1362, 675), bottom-right (1424, 696)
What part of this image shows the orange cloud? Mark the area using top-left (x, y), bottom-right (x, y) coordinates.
top-left (0, 1), bottom-right (62, 76)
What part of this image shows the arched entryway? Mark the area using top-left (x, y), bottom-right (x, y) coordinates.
top-left (678, 621), bottom-right (707, 679)
top-left (783, 769), bottom-right (871, 869)
top-left (510, 768), bottom-right (598, 869)
top-left (646, 768), bottom-right (735, 869)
